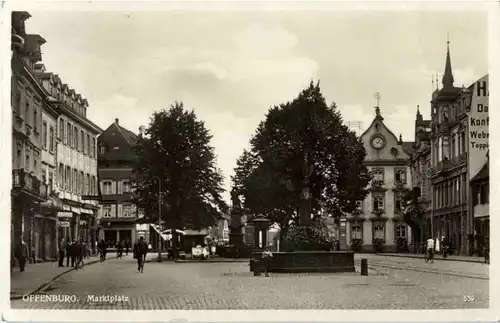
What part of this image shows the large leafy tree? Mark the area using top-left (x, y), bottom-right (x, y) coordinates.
top-left (132, 102), bottom-right (228, 257)
top-left (232, 81), bottom-right (371, 243)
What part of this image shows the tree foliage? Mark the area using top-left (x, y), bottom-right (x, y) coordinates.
top-left (132, 102), bottom-right (228, 231)
top-left (232, 81), bottom-right (371, 233)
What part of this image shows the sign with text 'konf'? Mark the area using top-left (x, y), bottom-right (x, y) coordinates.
top-left (468, 74), bottom-right (489, 180)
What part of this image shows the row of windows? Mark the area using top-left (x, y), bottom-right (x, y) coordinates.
top-left (100, 180), bottom-right (132, 195)
top-left (13, 83), bottom-right (42, 136)
top-left (102, 203), bottom-right (136, 218)
top-left (355, 192), bottom-right (406, 213)
top-left (57, 163), bottom-right (97, 196)
top-left (42, 79), bottom-right (88, 118)
top-left (371, 167), bottom-right (407, 183)
top-left (58, 118), bottom-right (96, 158)
top-left (42, 121), bottom-right (55, 153)
top-left (473, 182), bottom-right (489, 206)
top-left (433, 174), bottom-right (466, 209)
top-left (350, 221), bottom-right (407, 241)
top-left (433, 132), bottom-right (466, 166)
top-left (15, 141), bottom-right (40, 174)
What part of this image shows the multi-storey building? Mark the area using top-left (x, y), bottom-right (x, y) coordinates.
top-left (11, 12), bottom-right (50, 262)
top-left (97, 118), bottom-right (139, 247)
top-left (470, 153), bottom-right (489, 253)
top-left (347, 106), bottom-right (414, 252)
top-left (428, 43), bottom-right (473, 255)
top-left (407, 105), bottom-right (432, 247)
top-left (36, 68), bottom-right (102, 247)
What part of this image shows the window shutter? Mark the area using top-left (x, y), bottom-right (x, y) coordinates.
top-left (117, 181), bottom-right (122, 194)
top-left (111, 204), bottom-right (116, 217)
top-left (117, 204), bottom-right (123, 218)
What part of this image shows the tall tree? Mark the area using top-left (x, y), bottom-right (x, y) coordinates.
top-left (132, 102), bottom-right (228, 257)
top-left (232, 81), bottom-right (371, 243)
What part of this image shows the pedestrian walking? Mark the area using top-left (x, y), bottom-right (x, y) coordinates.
top-left (98, 239), bottom-right (106, 262)
top-left (70, 240), bottom-right (77, 267)
top-left (125, 240), bottom-right (130, 256)
top-left (425, 236), bottom-right (435, 263)
top-left (116, 241), bottom-right (124, 258)
top-left (15, 239), bottom-right (29, 272)
top-left (134, 237), bottom-right (148, 273)
top-left (262, 246), bottom-right (273, 277)
top-left (58, 238), bottom-right (66, 267)
top-left (65, 237), bottom-right (71, 267)
top-left (75, 239), bottom-right (85, 269)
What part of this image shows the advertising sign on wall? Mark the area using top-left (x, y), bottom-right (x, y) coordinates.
top-left (468, 74), bottom-right (489, 180)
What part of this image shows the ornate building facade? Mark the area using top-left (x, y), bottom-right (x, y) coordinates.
top-left (347, 107), bottom-right (414, 252)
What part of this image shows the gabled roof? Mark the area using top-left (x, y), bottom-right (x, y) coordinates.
top-left (470, 160), bottom-right (489, 183)
top-left (98, 120), bottom-right (138, 163)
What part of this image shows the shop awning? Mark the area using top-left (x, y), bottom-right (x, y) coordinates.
top-left (149, 224), bottom-right (169, 241)
top-left (80, 208), bottom-right (94, 215)
top-left (161, 229), bottom-right (186, 235)
top-left (57, 212), bottom-right (73, 218)
top-left (70, 207), bottom-right (81, 214)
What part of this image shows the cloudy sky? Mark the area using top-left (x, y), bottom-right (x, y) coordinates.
top-left (25, 10), bottom-right (488, 201)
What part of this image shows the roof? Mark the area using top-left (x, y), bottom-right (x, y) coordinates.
top-left (98, 120), bottom-right (138, 163)
top-left (470, 161), bottom-right (489, 183)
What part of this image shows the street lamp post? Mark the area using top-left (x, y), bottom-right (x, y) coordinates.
top-left (154, 176), bottom-right (162, 262)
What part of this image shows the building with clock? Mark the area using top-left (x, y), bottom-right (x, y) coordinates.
top-left (346, 106), bottom-right (414, 252)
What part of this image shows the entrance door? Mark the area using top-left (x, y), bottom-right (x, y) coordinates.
top-left (104, 231), bottom-right (117, 248)
top-left (119, 230), bottom-right (132, 243)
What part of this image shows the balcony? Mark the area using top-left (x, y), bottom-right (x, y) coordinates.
top-left (12, 169), bottom-right (48, 201)
top-left (370, 179), bottom-right (386, 191)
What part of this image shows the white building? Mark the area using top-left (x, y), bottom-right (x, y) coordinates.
top-left (37, 69), bottom-right (102, 246)
top-left (346, 106), bottom-right (414, 252)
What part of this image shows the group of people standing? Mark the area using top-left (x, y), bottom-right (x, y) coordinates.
top-left (58, 238), bottom-right (89, 269)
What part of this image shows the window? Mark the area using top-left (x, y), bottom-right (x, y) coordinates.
top-left (372, 221), bottom-right (385, 240)
top-left (372, 192), bottom-right (385, 211)
top-left (25, 146), bottom-right (31, 171)
top-left (394, 193), bottom-right (405, 212)
top-left (49, 126), bottom-right (54, 152)
top-left (92, 176), bottom-right (96, 195)
top-left (33, 106), bottom-right (38, 133)
top-left (33, 151), bottom-right (38, 172)
top-left (73, 169), bottom-right (77, 192)
top-left (92, 138), bottom-right (96, 158)
top-left (102, 181), bottom-right (113, 195)
top-left (355, 200), bottom-right (363, 210)
top-left (99, 145), bottom-right (105, 155)
top-left (80, 171), bottom-right (84, 194)
top-left (123, 204), bottom-right (133, 217)
top-left (65, 166), bottom-right (71, 190)
top-left (460, 132), bottom-right (466, 155)
top-left (102, 205), bottom-right (112, 218)
top-left (66, 122), bottom-right (72, 146)
top-left (372, 168), bottom-right (384, 181)
top-left (86, 134), bottom-right (90, 155)
top-left (122, 180), bottom-right (131, 193)
top-left (85, 174), bottom-right (90, 195)
top-left (59, 119), bottom-right (64, 139)
top-left (59, 163), bottom-right (64, 189)
top-left (48, 172), bottom-right (53, 195)
top-left (395, 224), bottom-right (406, 238)
top-left (74, 126), bottom-right (78, 150)
top-left (351, 221), bottom-right (363, 240)
top-left (42, 122), bottom-right (48, 148)
top-left (480, 183), bottom-right (489, 205)
top-left (394, 168), bottom-right (406, 184)
top-left (25, 98), bottom-right (31, 125)
top-left (80, 130), bottom-right (84, 153)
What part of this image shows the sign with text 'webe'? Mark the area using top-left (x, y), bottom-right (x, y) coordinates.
top-left (468, 74), bottom-right (489, 179)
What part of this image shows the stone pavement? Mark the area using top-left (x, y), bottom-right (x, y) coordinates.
top-left (10, 253), bottom-right (118, 300)
top-left (378, 252), bottom-right (487, 263)
top-left (11, 254), bottom-right (488, 310)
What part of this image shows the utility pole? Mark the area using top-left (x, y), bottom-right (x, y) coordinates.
top-left (154, 176), bottom-right (162, 262)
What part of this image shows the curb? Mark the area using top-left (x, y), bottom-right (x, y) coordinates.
top-left (375, 253), bottom-right (486, 264)
top-left (10, 256), bottom-right (118, 300)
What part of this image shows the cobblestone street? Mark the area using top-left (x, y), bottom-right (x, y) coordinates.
top-left (11, 255), bottom-right (488, 310)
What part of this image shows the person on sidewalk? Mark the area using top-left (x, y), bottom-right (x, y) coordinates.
top-left (125, 240), bottom-right (130, 256)
top-left (98, 239), bottom-right (106, 262)
top-left (134, 237), bottom-right (148, 272)
top-left (14, 239), bottom-right (29, 272)
top-left (70, 240), bottom-right (77, 267)
top-left (58, 238), bottom-right (66, 267)
top-left (425, 237), bottom-right (435, 263)
top-left (75, 239), bottom-right (85, 269)
top-left (262, 246), bottom-right (273, 277)
top-left (65, 237), bottom-right (71, 267)
top-left (116, 241), bottom-right (124, 259)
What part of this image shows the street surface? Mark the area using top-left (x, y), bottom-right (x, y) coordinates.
top-left (11, 254), bottom-right (488, 310)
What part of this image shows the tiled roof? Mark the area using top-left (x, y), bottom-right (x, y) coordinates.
top-left (470, 161), bottom-right (489, 183)
top-left (98, 122), bottom-right (138, 163)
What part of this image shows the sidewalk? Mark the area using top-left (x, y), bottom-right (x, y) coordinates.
top-left (378, 253), bottom-right (487, 263)
top-left (10, 254), bottom-right (118, 300)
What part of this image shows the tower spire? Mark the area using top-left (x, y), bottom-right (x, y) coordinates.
top-left (442, 36), bottom-right (454, 88)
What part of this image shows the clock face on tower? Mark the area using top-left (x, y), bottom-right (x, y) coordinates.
top-left (371, 136), bottom-right (385, 149)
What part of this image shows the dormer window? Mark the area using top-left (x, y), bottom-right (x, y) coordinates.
top-left (100, 146), bottom-right (106, 154)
